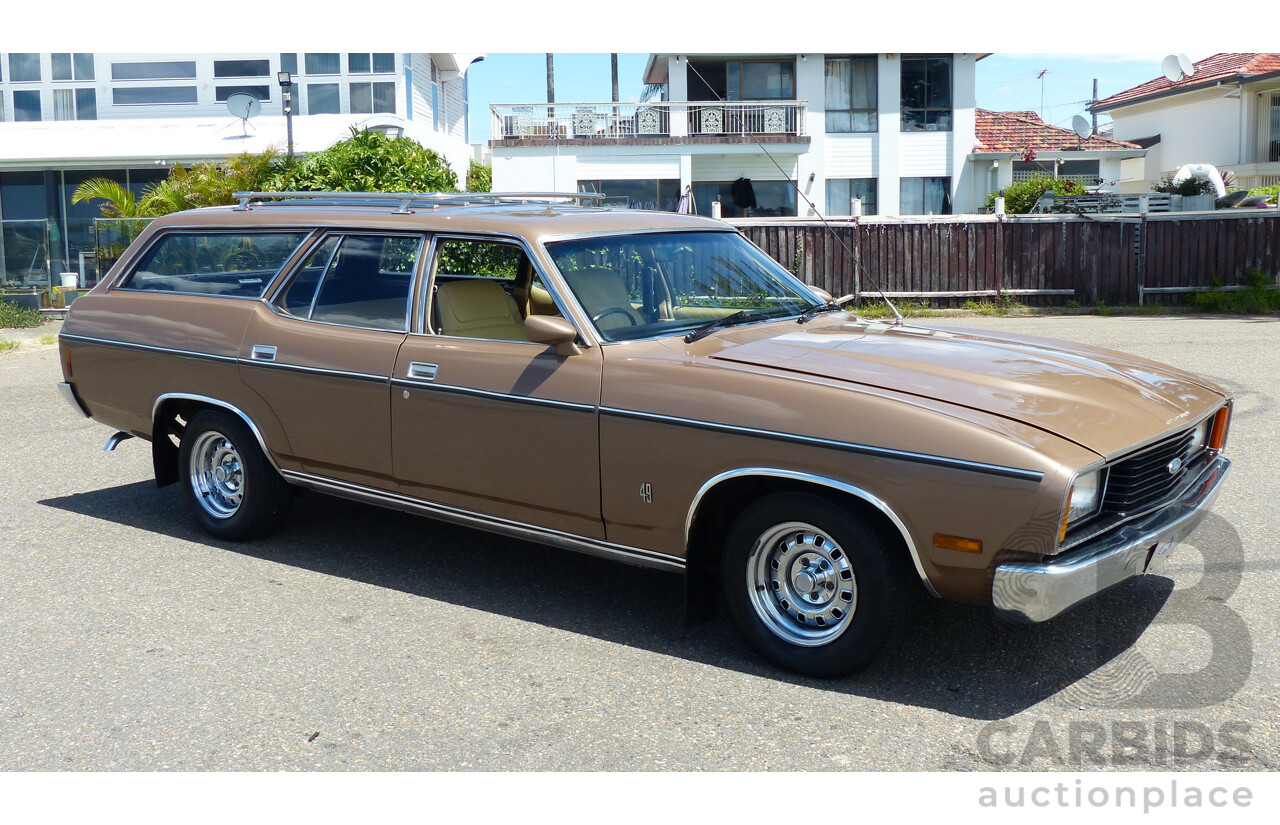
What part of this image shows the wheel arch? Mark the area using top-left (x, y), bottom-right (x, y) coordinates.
top-left (150, 394), bottom-right (284, 487)
top-left (683, 469), bottom-right (937, 624)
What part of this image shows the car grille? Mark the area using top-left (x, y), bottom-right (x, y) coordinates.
top-left (1103, 429), bottom-right (1197, 516)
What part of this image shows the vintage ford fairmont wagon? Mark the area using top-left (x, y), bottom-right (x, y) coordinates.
top-left (57, 192), bottom-right (1233, 677)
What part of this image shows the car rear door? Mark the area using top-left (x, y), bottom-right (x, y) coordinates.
top-left (239, 232), bottom-right (422, 490)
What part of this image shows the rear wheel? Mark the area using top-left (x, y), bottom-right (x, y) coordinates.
top-left (721, 492), bottom-right (918, 678)
top-left (179, 409), bottom-right (290, 541)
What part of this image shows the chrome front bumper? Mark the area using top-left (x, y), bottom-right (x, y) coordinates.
top-left (992, 454), bottom-right (1231, 623)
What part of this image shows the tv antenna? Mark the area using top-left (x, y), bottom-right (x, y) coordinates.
top-left (226, 92), bottom-right (261, 138)
top-left (1161, 54), bottom-right (1196, 83)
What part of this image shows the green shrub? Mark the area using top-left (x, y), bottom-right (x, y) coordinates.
top-left (1187, 267), bottom-right (1280, 313)
top-left (1152, 175), bottom-right (1216, 196)
top-left (466, 160), bottom-right (492, 193)
top-left (0, 299), bottom-right (47, 329)
top-left (1247, 184), bottom-right (1279, 205)
top-left (985, 177), bottom-right (1086, 214)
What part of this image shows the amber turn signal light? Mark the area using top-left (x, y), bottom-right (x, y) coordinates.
top-left (1208, 406), bottom-right (1231, 451)
top-left (933, 534), bottom-right (983, 554)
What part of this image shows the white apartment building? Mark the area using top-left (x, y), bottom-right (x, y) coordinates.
top-left (489, 53), bottom-right (983, 216)
top-left (0, 52), bottom-right (480, 284)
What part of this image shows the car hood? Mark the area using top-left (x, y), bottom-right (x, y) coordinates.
top-left (707, 319), bottom-right (1226, 458)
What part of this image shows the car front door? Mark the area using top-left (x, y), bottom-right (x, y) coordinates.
top-left (390, 235), bottom-right (605, 539)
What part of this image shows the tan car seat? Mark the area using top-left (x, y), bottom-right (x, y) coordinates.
top-left (434, 280), bottom-right (528, 341)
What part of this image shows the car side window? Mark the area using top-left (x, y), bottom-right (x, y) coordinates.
top-left (121, 231), bottom-right (309, 298)
top-left (429, 238), bottom-right (563, 341)
top-left (275, 234), bottom-right (420, 332)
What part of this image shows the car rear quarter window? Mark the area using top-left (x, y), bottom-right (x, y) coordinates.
top-left (121, 231), bottom-right (309, 298)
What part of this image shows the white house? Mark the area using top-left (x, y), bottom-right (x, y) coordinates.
top-left (0, 52), bottom-right (481, 285)
top-left (490, 53), bottom-right (984, 216)
top-left (1092, 53), bottom-right (1280, 193)
top-left (968, 109), bottom-right (1145, 204)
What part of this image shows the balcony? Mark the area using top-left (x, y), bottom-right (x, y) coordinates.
top-left (490, 101), bottom-right (808, 145)
top-left (1220, 161), bottom-right (1280, 191)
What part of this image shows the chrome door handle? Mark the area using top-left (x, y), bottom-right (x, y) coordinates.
top-left (407, 362), bottom-right (438, 381)
top-left (251, 345), bottom-right (277, 361)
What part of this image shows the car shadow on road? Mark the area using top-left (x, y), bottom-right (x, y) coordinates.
top-left (42, 480), bottom-right (1173, 721)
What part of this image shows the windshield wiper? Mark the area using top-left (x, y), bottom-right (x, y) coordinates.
top-left (683, 310), bottom-right (768, 343)
top-left (796, 301), bottom-right (844, 324)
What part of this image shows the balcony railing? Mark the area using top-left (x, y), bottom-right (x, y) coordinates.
top-left (491, 101), bottom-right (808, 141)
top-left (1220, 162), bottom-right (1280, 191)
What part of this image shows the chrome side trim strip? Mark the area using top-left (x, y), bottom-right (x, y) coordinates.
top-left (149, 393), bottom-right (285, 475)
top-left (58, 333), bottom-right (238, 364)
top-left (603, 407), bottom-right (1045, 482)
top-left (685, 467), bottom-right (939, 597)
top-left (391, 379), bottom-right (598, 413)
top-left (236, 357), bottom-right (389, 384)
top-left (280, 469), bottom-right (685, 573)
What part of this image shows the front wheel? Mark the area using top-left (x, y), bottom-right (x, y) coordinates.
top-left (720, 492), bottom-right (918, 678)
top-left (179, 409), bottom-right (291, 541)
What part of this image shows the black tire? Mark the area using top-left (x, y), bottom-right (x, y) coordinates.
top-left (178, 409), bottom-right (291, 541)
top-left (720, 491), bottom-right (919, 678)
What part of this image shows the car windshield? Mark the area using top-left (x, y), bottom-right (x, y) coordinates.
top-left (544, 230), bottom-right (821, 342)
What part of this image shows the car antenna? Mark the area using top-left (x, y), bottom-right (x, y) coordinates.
top-left (683, 60), bottom-right (904, 325)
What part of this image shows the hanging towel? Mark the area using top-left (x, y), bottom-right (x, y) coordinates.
top-left (731, 177), bottom-right (757, 210)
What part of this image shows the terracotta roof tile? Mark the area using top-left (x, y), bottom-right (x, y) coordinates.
top-left (1094, 53), bottom-right (1280, 110)
top-left (974, 109), bottom-right (1140, 153)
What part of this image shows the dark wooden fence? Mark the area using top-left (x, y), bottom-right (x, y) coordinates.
top-left (731, 211), bottom-right (1280, 307)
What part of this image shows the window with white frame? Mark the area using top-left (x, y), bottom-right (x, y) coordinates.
top-left (307, 83), bottom-right (340, 114)
top-left (53, 88), bottom-right (97, 120)
top-left (826, 178), bottom-right (877, 215)
top-left (13, 90), bottom-right (41, 121)
top-left (900, 176), bottom-right (951, 214)
top-left (900, 55), bottom-right (952, 132)
top-left (350, 82), bottom-right (395, 114)
top-left (824, 56), bottom-right (877, 133)
top-left (52, 53), bottom-right (94, 81)
top-left (8, 53), bottom-right (41, 82)
top-left (348, 53), bottom-right (396, 74)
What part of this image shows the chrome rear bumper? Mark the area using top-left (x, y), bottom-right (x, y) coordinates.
top-left (56, 381), bottom-right (91, 418)
top-left (992, 454), bottom-right (1231, 623)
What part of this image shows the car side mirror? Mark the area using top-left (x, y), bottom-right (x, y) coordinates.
top-left (525, 315), bottom-right (582, 357)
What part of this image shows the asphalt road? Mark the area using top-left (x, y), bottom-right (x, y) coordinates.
top-left (1, 314), bottom-right (1277, 776)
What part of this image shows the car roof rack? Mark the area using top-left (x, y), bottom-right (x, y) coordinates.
top-left (231, 191), bottom-right (606, 214)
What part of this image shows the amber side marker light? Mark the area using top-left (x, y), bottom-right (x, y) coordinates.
top-left (933, 534), bottom-right (983, 554)
top-left (61, 345), bottom-right (72, 379)
top-left (1059, 488), bottom-right (1073, 544)
top-left (1208, 406), bottom-right (1231, 451)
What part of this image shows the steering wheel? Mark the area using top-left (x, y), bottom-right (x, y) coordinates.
top-left (591, 307), bottom-right (637, 326)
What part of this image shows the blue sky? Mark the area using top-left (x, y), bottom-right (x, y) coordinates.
top-left (466, 52), bottom-right (1211, 143)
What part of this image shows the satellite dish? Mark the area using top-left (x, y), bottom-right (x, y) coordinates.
top-left (1161, 55), bottom-right (1184, 83)
top-left (1177, 54), bottom-right (1195, 77)
top-left (226, 93), bottom-right (261, 120)
top-left (1072, 115), bottom-right (1093, 141)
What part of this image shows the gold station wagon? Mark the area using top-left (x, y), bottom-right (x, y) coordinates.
top-left (56, 191), bottom-right (1233, 677)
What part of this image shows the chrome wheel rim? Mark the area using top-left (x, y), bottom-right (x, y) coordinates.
top-left (747, 521), bottom-right (857, 647)
top-left (189, 431), bottom-right (244, 519)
